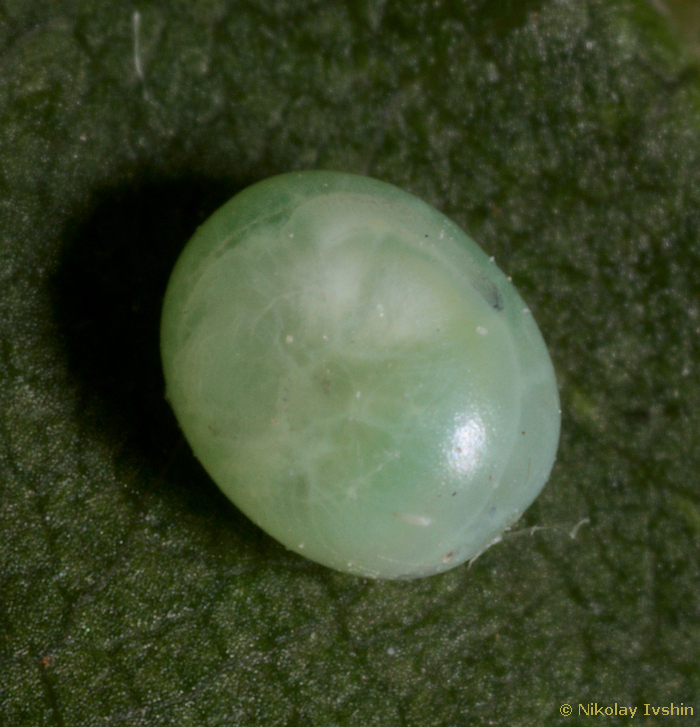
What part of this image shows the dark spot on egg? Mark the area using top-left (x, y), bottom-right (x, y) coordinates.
top-left (471, 275), bottom-right (504, 311)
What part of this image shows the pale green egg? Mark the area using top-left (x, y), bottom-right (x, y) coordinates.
top-left (160, 171), bottom-right (560, 579)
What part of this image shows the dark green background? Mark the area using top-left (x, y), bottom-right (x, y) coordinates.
top-left (2, 1), bottom-right (699, 724)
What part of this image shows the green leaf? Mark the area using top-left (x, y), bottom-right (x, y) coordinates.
top-left (2, 1), bottom-right (699, 724)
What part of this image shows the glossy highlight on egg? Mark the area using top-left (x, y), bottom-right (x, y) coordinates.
top-left (160, 171), bottom-right (560, 579)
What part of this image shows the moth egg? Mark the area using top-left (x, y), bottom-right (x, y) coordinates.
top-left (160, 171), bottom-right (560, 579)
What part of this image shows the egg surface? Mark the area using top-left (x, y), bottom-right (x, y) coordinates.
top-left (160, 171), bottom-right (560, 579)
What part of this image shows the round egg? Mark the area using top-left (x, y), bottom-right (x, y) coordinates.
top-left (160, 171), bottom-right (560, 579)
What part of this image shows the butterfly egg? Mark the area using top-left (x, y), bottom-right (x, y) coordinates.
top-left (160, 171), bottom-right (560, 579)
